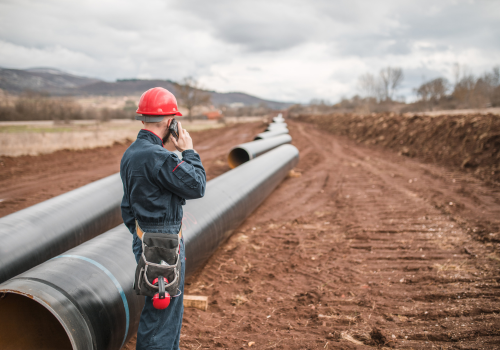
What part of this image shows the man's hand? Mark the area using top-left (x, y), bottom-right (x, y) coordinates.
top-left (171, 121), bottom-right (194, 152)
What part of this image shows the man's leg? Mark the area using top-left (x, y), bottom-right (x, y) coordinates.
top-left (136, 238), bottom-right (185, 350)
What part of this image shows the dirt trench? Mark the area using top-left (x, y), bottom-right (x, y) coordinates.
top-left (1, 120), bottom-right (499, 349)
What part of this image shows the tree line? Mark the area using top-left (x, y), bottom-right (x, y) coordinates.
top-left (414, 64), bottom-right (500, 110)
top-left (0, 77), bottom-right (214, 122)
top-left (356, 64), bottom-right (500, 111)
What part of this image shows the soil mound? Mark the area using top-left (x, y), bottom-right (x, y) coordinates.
top-left (297, 113), bottom-right (500, 185)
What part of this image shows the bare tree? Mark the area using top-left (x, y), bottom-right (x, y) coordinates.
top-left (175, 77), bottom-right (211, 122)
top-left (452, 75), bottom-right (476, 106)
top-left (415, 78), bottom-right (448, 103)
top-left (379, 67), bottom-right (404, 101)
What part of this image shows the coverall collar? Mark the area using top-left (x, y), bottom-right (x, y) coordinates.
top-left (138, 129), bottom-right (164, 147)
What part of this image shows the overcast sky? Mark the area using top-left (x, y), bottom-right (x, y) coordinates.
top-left (0, 0), bottom-right (498, 103)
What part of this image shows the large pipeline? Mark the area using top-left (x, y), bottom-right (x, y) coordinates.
top-left (254, 128), bottom-right (289, 140)
top-left (227, 134), bottom-right (292, 168)
top-left (0, 173), bottom-right (124, 284)
top-left (0, 150), bottom-right (184, 285)
top-left (0, 226), bottom-right (141, 350)
top-left (273, 114), bottom-right (285, 123)
top-left (0, 144), bottom-right (299, 350)
top-left (265, 123), bottom-right (288, 132)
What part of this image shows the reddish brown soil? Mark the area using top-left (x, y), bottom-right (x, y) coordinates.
top-left (177, 121), bottom-right (500, 349)
top-left (2, 120), bottom-right (500, 349)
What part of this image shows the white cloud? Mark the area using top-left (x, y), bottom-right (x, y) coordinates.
top-left (0, 0), bottom-right (499, 103)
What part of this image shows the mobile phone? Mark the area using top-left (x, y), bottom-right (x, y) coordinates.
top-left (169, 119), bottom-right (179, 141)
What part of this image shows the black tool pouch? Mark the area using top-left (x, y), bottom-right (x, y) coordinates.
top-left (134, 231), bottom-right (181, 298)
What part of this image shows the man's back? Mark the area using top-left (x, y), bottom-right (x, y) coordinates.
top-left (120, 129), bottom-right (206, 240)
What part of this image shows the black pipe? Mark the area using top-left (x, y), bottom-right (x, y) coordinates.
top-left (272, 114), bottom-right (285, 123)
top-left (0, 225), bottom-right (142, 350)
top-left (254, 128), bottom-right (289, 140)
top-left (265, 123), bottom-right (288, 132)
top-left (0, 144), bottom-right (299, 350)
top-left (227, 134), bottom-right (292, 168)
top-left (183, 144), bottom-right (299, 275)
top-left (0, 173), bottom-right (124, 284)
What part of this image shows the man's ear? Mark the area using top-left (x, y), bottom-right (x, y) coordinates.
top-left (166, 118), bottom-right (173, 128)
top-left (141, 121), bottom-right (144, 125)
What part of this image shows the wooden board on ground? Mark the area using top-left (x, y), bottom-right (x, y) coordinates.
top-left (183, 295), bottom-right (208, 311)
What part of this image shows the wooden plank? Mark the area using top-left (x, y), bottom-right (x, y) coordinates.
top-left (183, 295), bottom-right (208, 311)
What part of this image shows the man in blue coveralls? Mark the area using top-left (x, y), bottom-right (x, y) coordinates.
top-left (120, 87), bottom-right (206, 350)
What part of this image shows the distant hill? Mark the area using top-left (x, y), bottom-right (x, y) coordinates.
top-left (72, 78), bottom-right (176, 96)
top-left (0, 68), bottom-right (100, 94)
top-left (0, 68), bottom-right (293, 109)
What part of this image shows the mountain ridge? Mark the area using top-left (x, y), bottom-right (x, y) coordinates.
top-left (0, 67), bottom-right (293, 109)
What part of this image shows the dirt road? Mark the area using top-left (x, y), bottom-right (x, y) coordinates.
top-left (1, 120), bottom-right (499, 349)
top-left (178, 121), bottom-right (500, 349)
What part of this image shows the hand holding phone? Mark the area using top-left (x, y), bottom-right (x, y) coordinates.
top-left (170, 121), bottom-right (193, 152)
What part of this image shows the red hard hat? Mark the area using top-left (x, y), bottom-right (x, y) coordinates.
top-left (136, 87), bottom-right (182, 117)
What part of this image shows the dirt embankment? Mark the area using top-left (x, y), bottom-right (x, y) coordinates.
top-left (297, 113), bottom-right (500, 186)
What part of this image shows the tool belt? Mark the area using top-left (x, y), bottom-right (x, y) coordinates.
top-left (133, 221), bottom-right (182, 298)
top-left (136, 220), bottom-right (182, 241)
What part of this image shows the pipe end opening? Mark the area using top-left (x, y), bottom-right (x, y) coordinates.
top-left (228, 148), bottom-right (251, 168)
top-left (0, 293), bottom-right (72, 350)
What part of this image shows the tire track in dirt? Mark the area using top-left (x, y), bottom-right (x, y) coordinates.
top-left (169, 120), bottom-right (500, 350)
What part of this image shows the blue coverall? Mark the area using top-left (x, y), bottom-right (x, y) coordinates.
top-left (120, 129), bottom-right (206, 350)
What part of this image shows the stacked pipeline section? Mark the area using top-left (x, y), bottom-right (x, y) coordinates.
top-left (0, 117), bottom-right (297, 350)
top-left (0, 174), bottom-right (124, 284)
top-left (228, 115), bottom-right (290, 168)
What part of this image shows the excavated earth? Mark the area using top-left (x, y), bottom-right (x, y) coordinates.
top-left (1, 120), bottom-right (500, 349)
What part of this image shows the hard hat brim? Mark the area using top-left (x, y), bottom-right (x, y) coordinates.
top-left (136, 110), bottom-right (183, 116)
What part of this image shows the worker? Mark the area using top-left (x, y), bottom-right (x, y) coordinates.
top-left (120, 87), bottom-right (206, 350)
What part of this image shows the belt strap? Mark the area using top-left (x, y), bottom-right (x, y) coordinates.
top-left (135, 220), bottom-right (182, 241)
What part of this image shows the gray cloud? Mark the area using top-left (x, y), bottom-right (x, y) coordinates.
top-left (0, 0), bottom-right (498, 102)
top-left (176, 0), bottom-right (317, 52)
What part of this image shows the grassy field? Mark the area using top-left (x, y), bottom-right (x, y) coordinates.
top-left (0, 119), bottom-right (228, 157)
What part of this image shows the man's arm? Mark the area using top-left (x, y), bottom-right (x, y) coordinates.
top-left (156, 151), bottom-right (206, 200)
